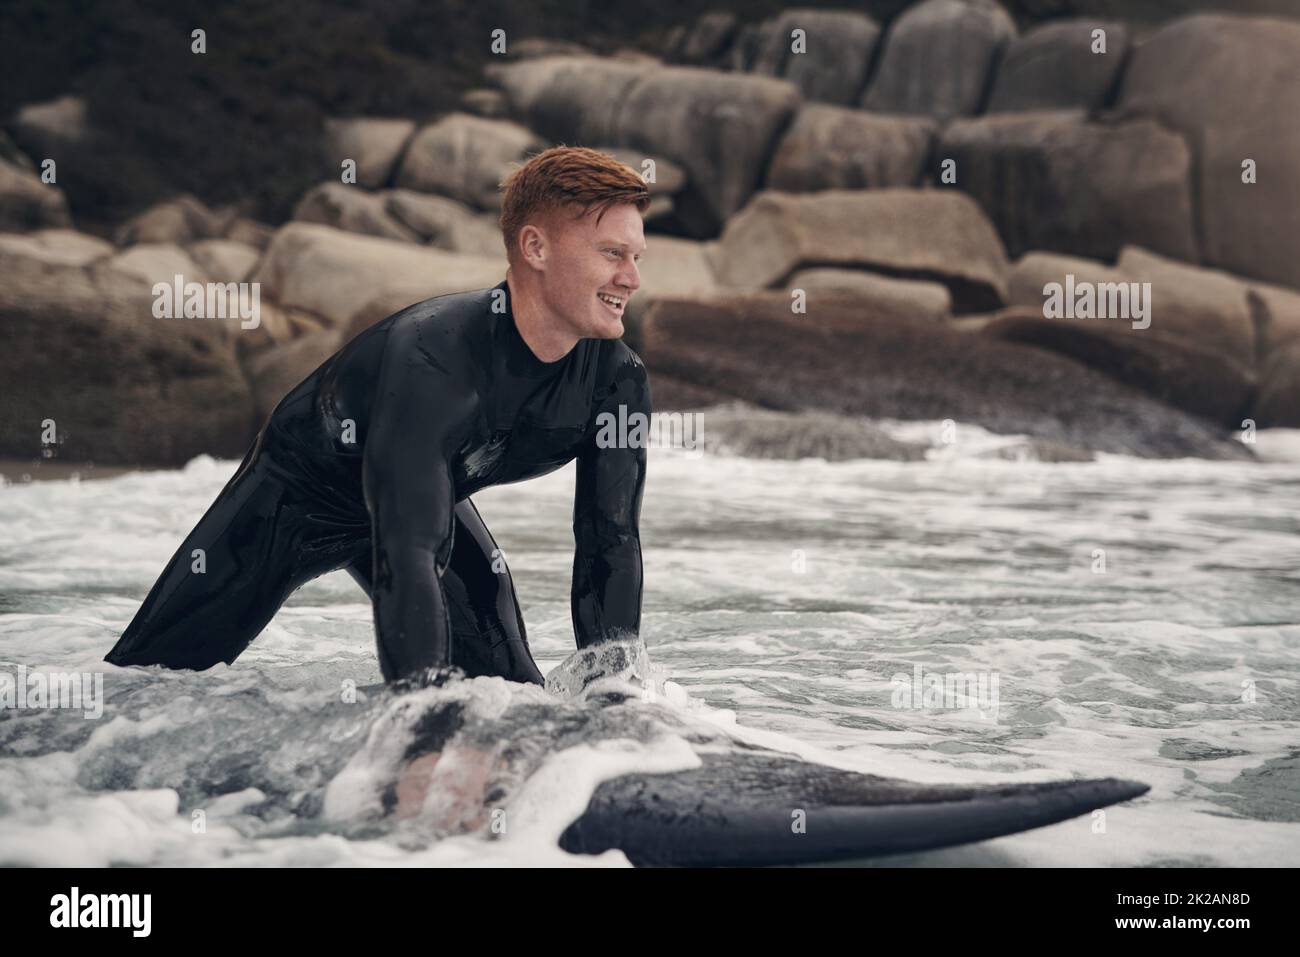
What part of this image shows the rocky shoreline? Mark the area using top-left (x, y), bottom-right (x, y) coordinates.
top-left (1, 2), bottom-right (1296, 467)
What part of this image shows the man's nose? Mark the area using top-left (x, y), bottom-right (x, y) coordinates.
top-left (617, 258), bottom-right (641, 292)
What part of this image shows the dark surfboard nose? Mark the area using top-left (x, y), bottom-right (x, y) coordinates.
top-left (559, 752), bottom-right (1151, 867)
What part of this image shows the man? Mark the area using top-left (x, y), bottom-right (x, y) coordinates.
top-left (105, 146), bottom-right (651, 687)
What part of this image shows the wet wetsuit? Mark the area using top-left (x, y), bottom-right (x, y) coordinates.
top-left (104, 279), bottom-right (650, 685)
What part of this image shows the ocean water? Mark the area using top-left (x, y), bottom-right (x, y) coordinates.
top-left (2, 421), bottom-right (1299, 867)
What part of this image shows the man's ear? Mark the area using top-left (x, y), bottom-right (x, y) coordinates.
top-left (519, 223), bottom-right (548, 270)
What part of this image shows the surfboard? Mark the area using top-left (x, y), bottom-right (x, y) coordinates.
top-left (559, 750), bottom-right (1149, 866)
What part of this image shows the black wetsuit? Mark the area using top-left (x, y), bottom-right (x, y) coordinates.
top-left (104, 279), bottom-right (650, 685)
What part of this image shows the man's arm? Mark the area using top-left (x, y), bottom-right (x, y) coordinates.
top-left (362, 325), bottom-right (470, 682)
top-left (571, 349), bottom-right (650, 649)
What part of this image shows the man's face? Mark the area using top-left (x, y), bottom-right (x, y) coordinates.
top-left (535, 202), bottom-right (645, 340)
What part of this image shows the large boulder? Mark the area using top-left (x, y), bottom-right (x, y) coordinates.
top-left (322, 117), bottom-right (416, 189)
top-left (671, 12), bottom-right (738, 67)
top-left (1255, 342), bottom-right (1300, 428)
top-left (767, 105), bottom-right (936, 191)
top-left (394, 113), bottom-right (545, 210)
top-left (291, 182), bottom-right (417, 242)
top-left (460, 88), bottom-right (510, 119)
top-left (785, 269), bottom-right (952, 323)
top-left (0, 229), bottom-right (112, 267)
top-left (862, 0), bottom-right (1016, 118)
top-left (1249, 282), bottom-right (1300, 357)
top-left (1009, 250), bottom-right (1256, 366)
top-left (646, 369), bottom-right (738, 410)
top-left (95, 243), bottom-right (211, 287)
top-left (485, 56), bottom-right (653, 144)
top-left (0, 158), bottom-right (73, 230)
top-left (750, 9), bottom-right (881, 106)
top-left (115, 194), bottom-right (233, 246)
top-left (616, 68), bottom-right (801, 237)
top-left (939, 110), bottom-right (1197, 263)
top-left (713, 189), bottom-right (1009, 312)
top-left (224, 217), bottom-right (275, 250)
top-left (245, 328), bottom-right (345, 422)
top-left (639, 291), bottom-right (1250, 460)
top-left (986, 20), bottom-right (1129, 113)
top-left (621, 235), bottom-right (720, 350)
top-left (252, 223), bottom-right (504, 325)
top-left (1116, 247), bottom-right (1261, 366)
top-left (982, 313), bottom-right (1256, 427)
top-left (0, 244), bottom-right (255, 465)
top-left (380, 189), bottom-right (504, 255)
top-left (186, 239), bottom-right (261, 283)
top-left (1117, 14), bottom-right (1300, 289)
top-left (9, 95), bottom-right (89, 160)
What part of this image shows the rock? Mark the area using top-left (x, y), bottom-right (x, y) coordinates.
top-left (986, 20), bottom-right (1129, 112)
top-left (751, 9), bottom-right (881, 105)
top-left (618, 68), bottom-right (801, 237)
top-left (974, 438), bottom-right (1096, 463)
top-left (1248, 282), bottom-right (1300, 357)
top-left (252, 223), bottom-right (504, 326)
top-left (714, 189), bottom-right (1008, 312)
top-left (862, 0), bottom-right (1016, 118)
top-left (646, 370), bottom-right (739, 410)
top-left (1007, 251), bottom-right (1120, 309)
top-left (233, 299), bottom-right (301, 356)
top-left (1117, 14), bottom-right (1300, 289)
top-left (245, 328), bottom-right (345, 422)
top-left (0, 244), bottom-right (255, 465)
top-left (938, 110), bottom-right (1197, 262)
top-left (1116, 247), bottom-right (1259, 366)
top-left (224, 217), bottom-right (276, 250)
top-left (507, 38), bottom-right (592, 60)
top-left (1254, 342), bottom-right (1300, 428)
top-left (1009, 250), bottom-right (1256, 366)
top-left (700, 403), bottom-right (930, 461)
top-left (186, 239), bottom-right (261, 283)
top-left (0, 229), bottom-right (112, 267)
top-left (639, 291), bottom-right (1249, 460)
top-left (596, 148), bottom-right (687, 196)
top-left (380, 189), bottom-right (503, 255)
top-left (291, 182), bottom-right (418, 242)
top-left (485, 56), bottom-right (653, 144)
top-left (460, 89), bottom-right (509, 118)
top-left (785, 269), bottom-right (952, 323)
top-left (115, 194), bottom-right (232, 246)
top-left (674, 12), bottom-right (738, 67)
top-left (661, 24), bottom-right (689, 62)
top-left (96, 243), bottom-right (211, 287)
top-left (394, 113), bottom-right (546, 210)
top-left (983, 313), bottom-right (1256, 427)
top-left (622, 235), bottom-right (720, 350)
top-left (726, 23), bottom-right (764, 72)
top-left (9, 95), bottom-right (89, 159)
top-left (322, 117), bottom-right (416, 189)
top-left (0, 158), bottom-right (73, 230)
top-left (767, 105), bottom-right (936, 191)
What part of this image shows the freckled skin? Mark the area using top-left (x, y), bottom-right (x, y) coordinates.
top-left (106, 206), bottom-right (651, 685)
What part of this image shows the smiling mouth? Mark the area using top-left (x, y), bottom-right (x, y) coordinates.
top-left (597, 291), bottom-right (626, 315)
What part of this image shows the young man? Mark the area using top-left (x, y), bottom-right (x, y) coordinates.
top-left (105, 146), bottom-right (652, 686)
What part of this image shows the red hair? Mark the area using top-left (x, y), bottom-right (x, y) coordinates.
top-left (499, 146), bottom-right (650, 262)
